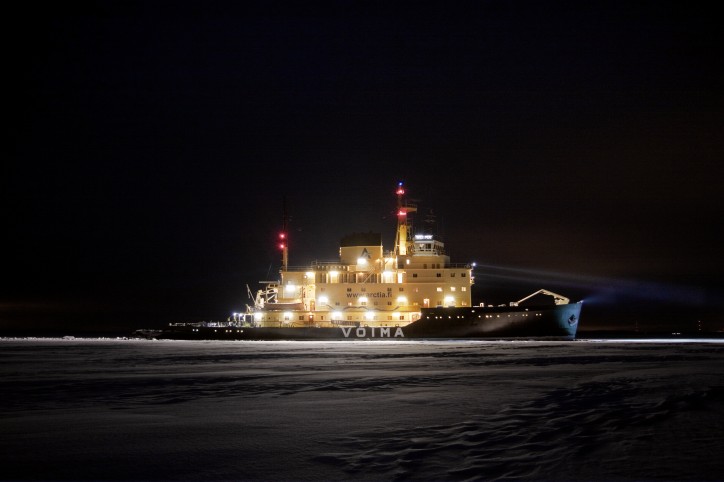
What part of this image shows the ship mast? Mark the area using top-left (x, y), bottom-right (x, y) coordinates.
top-left (394, 182), bottom-right (417, 256)
top-left (279, 196), bottom-right (288, 271)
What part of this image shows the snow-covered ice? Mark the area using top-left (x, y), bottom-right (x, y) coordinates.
top-left (1, 338), bottom-right (722, 481)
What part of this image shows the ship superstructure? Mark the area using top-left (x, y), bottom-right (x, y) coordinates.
top-left (250, 182), bottom-right (472, 329)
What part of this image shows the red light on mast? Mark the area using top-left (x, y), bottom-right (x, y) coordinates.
top-left (278, 232), bottom-right (287, 250)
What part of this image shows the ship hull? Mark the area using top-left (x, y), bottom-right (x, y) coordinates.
top-left (148, 303), bottom-right (581, 341)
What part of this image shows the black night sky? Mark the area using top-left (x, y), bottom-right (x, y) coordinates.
top-left (5, 0), bottom-right (724, 335)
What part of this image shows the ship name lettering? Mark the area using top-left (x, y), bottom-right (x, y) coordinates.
top-left (340, 326), bottom-right (405, 338)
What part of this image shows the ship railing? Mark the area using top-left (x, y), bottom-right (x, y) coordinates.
top-left (282, 263), bottom-right (348, 272)
top-left (330, 320), bottom-right (360, 327)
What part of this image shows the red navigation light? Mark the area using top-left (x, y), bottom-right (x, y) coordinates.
top-left (396, 187), bottom-right (405, 196)
top-left (397, 210), bottom-right (407, 217)
top-left (279, 242), bottom-right (286, 250)
top-left (279, 232), bottom-right (286, 239)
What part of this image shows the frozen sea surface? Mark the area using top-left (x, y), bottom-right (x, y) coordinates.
top-left (1, 338), bottom-right (723, 481)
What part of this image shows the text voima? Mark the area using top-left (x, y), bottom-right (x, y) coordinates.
top-left (340, 326), bottom-right (405, 338)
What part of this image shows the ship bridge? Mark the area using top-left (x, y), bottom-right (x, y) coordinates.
top-left (411, 233), bottom-right (445, 256)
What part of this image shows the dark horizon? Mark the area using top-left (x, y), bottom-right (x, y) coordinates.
top-left (5, 1), bottom-right (723, 336)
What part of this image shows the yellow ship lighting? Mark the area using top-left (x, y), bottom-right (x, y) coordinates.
top-left (283, 312), bottom-right (292, 321)
top-left (365, 311), bottom-right (375, 321)
top-left (305, 271), bottom-right (314, 279)
top-left (444, 295), bottom-right (455, 306)
top-left (332, 311), bottom-right (342, 320)
top-left (359, 296), bottom-right (368, 304)
top-left (285, 283), bottom-right (296, 293)
top-left (382, 270), bottom-right (394, 282)
top-left (254, 312), bottom-right (263, 321)
top-left (357, 257), bottom-right (368, 266)
top-left (318, 296), bottom-right (329, 304)
top-left (397, 296), bottom-right (408, 305)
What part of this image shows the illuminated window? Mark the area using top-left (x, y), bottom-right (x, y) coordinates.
top-left (436, 287), bottom-right (443, 292)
